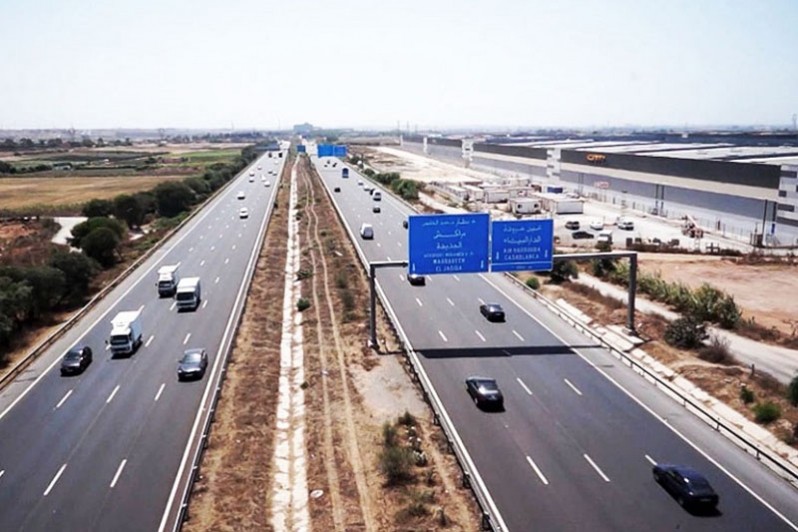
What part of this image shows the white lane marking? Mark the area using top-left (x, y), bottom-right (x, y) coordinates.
top-left (188, 247), bottom-right (193, 252)
top-left (200, 260), bottom-right (205, 266)
top-left (416, 298), bottom-right (423, 307)
top-left (211, 245), bottom-right (216, 251)
top-left (513, 330), bottom-right (524, 342)
top-left (110, 459), bottom-right (127, 488)
top-left (105, 344), bottom-right (110, 351)
top-left (645, 454), bottom-right (657, 466)
top-left (199, 235), bottom-right (204, 240)
top-left (397, 241), bottom-right (402, 247)
top-left (0, 470), bottom-right (4, 480)
top-left (225, 258), bottom-right (229, 264)
top-left (154, 383), bottom-right (165, 402)
top-left (438, 330), bottom-right (448, 342)
top-left (386, 255), bottom-right (391, 261)
top-left (446, 297), bottom-right (455, 306)
top-left (377, 242), bottom-right (382, 248)
top-left (526, 455), bottom-right (549, 485)
top-left (238, 233), bottom-right (242, 238)
top-left (564, 378), bottom-right (583, 396)
top-left (55, 390), bottom-right (73, 409)
top-left (202, 300), bottom-right (208, 309)
top-left (170, 301), bottom-right (176, 311)
top-left (138, 304), bottom-right (145, 313)
top-left (517, 378), bottom-right (533, 395)
top-left (183, 334), bottom-right (191, 345)
top-left (145, 335), bottom-right (154, 348)
top-left (106, 385), bottom-right (120, 404)
top-left (399, 274), bottom-right (405, 282)
top-left (219, 233), bottom-right (224, 238)
top-left (475, 330), bottom-right (486, 342)
top-left (453, 275), bottom-right (460, 281)
top-left (232, 244), bottom-right (237, 250)
top-left (215, 277), bottom-right (220, 284)
top-left (43, 464), bottom-right (67, 496)
top-left (584, 454), bottom-right (610, 482)
top-left (478, 297), bottom-right (485, 305)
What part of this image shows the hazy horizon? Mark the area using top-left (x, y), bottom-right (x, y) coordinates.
top-left (2, 0), bottom-right (796, 130)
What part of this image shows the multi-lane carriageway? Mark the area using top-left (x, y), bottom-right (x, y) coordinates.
top-left (312, 156), bottom-right (798, 531)
top-left (0, 149), bottom-right (796, 531)
top-left (0, 152), bottom-right (285, 531)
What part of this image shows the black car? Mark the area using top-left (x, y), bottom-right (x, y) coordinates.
top-left (407, 273), bottom-right (425, 286)
top-left (565, 220), bottom-right (580, 230)
top-left (479, 303), bottom-right (505, 322)
top-left (177, 348), bottom-right (209, 381)
top-left (572, 231), bottom-right (594, 239)
top-left (653, 464), bottom-right (719, 509)
top-left (60, 346), bottom-right (93, 376)
top-left (372, 205), bottom-right (381, 213)
top-left (465, 376), bottom-right (504, 410)
top-left (334, 186), bottom-right (341, 193)
top-left (403, 220), bottom-right (408, 229)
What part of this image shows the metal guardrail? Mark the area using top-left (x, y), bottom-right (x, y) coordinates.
top-left (172, 157), bottom-right (287, 529)
top-left (317, 159), bottom-right (503, 530)
top-left (502, 273), bottom-right (798, 487)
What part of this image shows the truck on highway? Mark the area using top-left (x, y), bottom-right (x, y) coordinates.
top-left (109, 310), bottom-right (143, 357)
top-left (342, 167), bottom-right (349, 178)
top-left (176, 277), bottom-right (201, 311)
top-left (156, 264), bottom-right (180, 297)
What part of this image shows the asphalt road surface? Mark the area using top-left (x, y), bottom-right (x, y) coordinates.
top-left (314, 156), bottom-right (798, 532)
top-left (0, 152), bottom-right (285, 531)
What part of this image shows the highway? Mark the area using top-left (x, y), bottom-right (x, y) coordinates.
top-left (314, 156), bottom-right (798, 531)
top-left (0, 151), bottom-right (286, 531)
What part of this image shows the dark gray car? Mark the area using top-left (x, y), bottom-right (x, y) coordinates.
top-left (177, 348), bottom-right (208, 381)
top-left (61, 346), bottom-right (93, 376)
top-left (465, 376), bottom-right (504, 410)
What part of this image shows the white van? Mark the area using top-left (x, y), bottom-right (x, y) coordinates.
top-left (359, 223), bottom-right (374, 240)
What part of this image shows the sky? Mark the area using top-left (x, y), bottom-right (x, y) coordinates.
top-left (0, 0), bottom-right (796, 130)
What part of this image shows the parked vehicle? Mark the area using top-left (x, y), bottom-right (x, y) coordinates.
top-left (565, 220), bottom-right (580, 230)
top-left (572, 231), bottom-right (595, 240)
top-left (653, 464), bottom-right (719, 509)
top-left (589, 220), bottom-right (605, 230)
top-left (177, 348), bottom-right (208, 381)
top-left (617, 218), bottom-right (635, 230)
top-left (176, 277), bottom-right (202, 311)
top-left (465, 376), bottom-right (504, 410)
top-left (60, 346), bottom-right (93, 375)
top-left (156, 264), bottom-right (180, 297)
top-left (109, 310), bottom-right (143, 357)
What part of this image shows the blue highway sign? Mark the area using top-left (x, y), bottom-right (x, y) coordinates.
top-left (408, 213), bottom-right (490, 275)
top-left (490, 219), bottom-right (554, 272)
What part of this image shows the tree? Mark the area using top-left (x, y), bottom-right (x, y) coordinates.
top-left (664, 316), bottom-right (708, 349)
top-left (70, 217), bottom-right (126, 248)
top-left (184, 177), bottom-right (211, 198)
top-left (0, 275), bottom-right (33, 323)
top-left (548, 259), bottom-right (579, 284)
top-left (154, 181), bottom-right (195, 218)
top-left (0, 161), bottom-right (13, 174)
top-left (49, 251), bottom-right (99, 305)
top-left (112, 194), bottom-right (147, 228)
top-left (82, 199), bottom-right (114, 218)
top-left (80, 227), bottom-right (120, 267)
top-left (0, 266), bottom-right (65, 320)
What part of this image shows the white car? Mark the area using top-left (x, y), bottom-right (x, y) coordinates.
top-left (617, 218), bottom-right (635, 230)
top-left (239, 207), bottom-right (249, 219)
top-left (589, 220), bottom-right (604, 231)
top-left (249, 171), bottom-right (255, 176)
top-left (257, 165), bottom-right (262, 170)
top-left (359, 223), bottom-right (374, 239)
top-left (237, 191), bottom-right (246, 200)
top-left (264, 181), bottom-right (271, 187)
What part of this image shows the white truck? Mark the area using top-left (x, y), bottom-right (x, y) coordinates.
top-left (156, 264), bottom-right (180, 297)
top-left (176, 277), bottom-right (201, 311)
top-left (109, 310), bottom-right (143, 357)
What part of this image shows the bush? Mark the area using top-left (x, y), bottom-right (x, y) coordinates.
top-left (379, 445), bottom-right (415, 486)
top-left (753, 401), bottom-right (781, 424)
top-left (548, 259), bottom-right (579, 284)
top-left (697, 335), bottom-right (734, 364)
top-left (788, 374), bottom-right (798, 407)
top-left (591, 257), bottom-right (617, 277)
top-left (296, 298), bottom-right (310, 311)
top-left (525, 276), bottom-right (540, 290)
top-left (664, 316), bottom-right (707, 349)
top-left (740, 386), bottom-right (755, 404)
top-left (398, 411), bottom-right (416, 427)
top-left (296, 269), bottom-right (312, 280)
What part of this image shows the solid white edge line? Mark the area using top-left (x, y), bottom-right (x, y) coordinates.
top-left (154, 383), bottom-right (165, 402)
top-left (475, 330), bottom-right (486, 342)
top-left (584, 453), bottom-right (611, 482)
top-left (526, 455), bottom-right (549, 485)
top-left (55, 389), bottom-right (73, 409)
top-left (110, 459), bottom-right (127, 488)
top-left (43, 463), bottom-right (67, 496)
top-left (106, 385), bottom-right (120, 404)
top-left (513, 329), bottom-right (524, 341)
top-left (478, 273), bottom-right (798, 531)
top-left (564, 378), bottom-right (583, 396)
top-left (517, 378), bottom-right (533, 396)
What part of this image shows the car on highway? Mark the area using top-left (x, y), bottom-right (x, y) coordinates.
top-left (465, 376), bottom-right (504, 410)
top-left (334, 186), bottom-right (341, 193)
top-left (177, 348), bottom-right (208, 381)
top-left (239, 207), bottom-right (249, 219)
top-left (403, 220), bottom-right (408, 229)
top-left (479, 303), bottom-right (505, 322)
top-left (248, 176), bottom-right (254, 183)
top-left (257, 165), bottom-right (262, 170)
top-left (652, 464), bottom-right (719, 509)
top-left (60, 346), bottom-right (93, 376)
top-left (565, 220), bottom-right (580, 230)
top-left (407, 273), bottom-right (425, 286)
top-left (357, 180), bottom-right (364, 187)
top-left (572, 231), bottom-right (595, 239)
top-left (237, 191), bottom-right (246, 200)
top-left (589, 220), bottom-right (605, 230)
top-left (264, 181), bottom-right (271, 187)
top-left (360, 223), bottom-right (374, 240)
top-left (372, 205), bottom-right (381, 213)
top-left (249, 170), bottom-right (255, 176)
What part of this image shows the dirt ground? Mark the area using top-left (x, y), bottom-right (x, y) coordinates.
top-left (637, 253), bottom-right (798, 337)
top-left (184, 156), bottom-right (479, 531)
